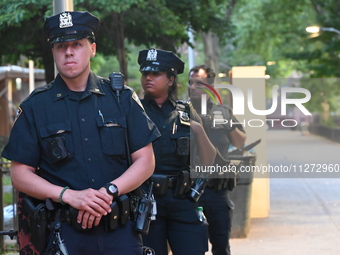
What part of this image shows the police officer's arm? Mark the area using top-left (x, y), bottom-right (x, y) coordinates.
top-left (230, 128), bottom-right (247, 149)
top-left (10, 161), bottom-right (112, 217)
top-left (73, 143), bottom-right (155, 230)
top-left (102, 143), bottom-right (155, 195)
top-left (191, 120), bottom-right (216, 166)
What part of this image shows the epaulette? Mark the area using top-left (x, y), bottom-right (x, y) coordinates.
top-left (22, 82), bottom-right (53, 104)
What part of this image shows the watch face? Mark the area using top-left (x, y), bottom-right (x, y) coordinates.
top-left (108, 185), bottom-right (116, 193)
top-left (105, 183), bottom-right (118, 196)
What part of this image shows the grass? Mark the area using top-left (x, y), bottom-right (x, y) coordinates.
top-left (3, 175), bottom-right (12, 186)
top-left (3, 175), bottom-right (13, 206)
top-left (3, 193), bottom-right (13, 206)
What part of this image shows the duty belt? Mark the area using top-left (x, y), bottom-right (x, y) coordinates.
top-left (148, 171), bottom-right (192, 197)
top-left (23, 195), bottom-right (134, 235)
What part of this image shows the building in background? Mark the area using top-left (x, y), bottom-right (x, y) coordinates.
top-left (0, 65), bottom-right (45, 137)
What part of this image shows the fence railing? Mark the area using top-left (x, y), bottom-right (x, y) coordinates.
top-left (0, 159), bottom-right (19, 253)
top-left (309, 124), bottom-right (340, 143)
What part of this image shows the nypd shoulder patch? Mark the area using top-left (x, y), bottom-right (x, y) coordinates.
top-left (14, 107), bottom-right (22, 123)
top-left (131, 91), bottom-right (144, 111)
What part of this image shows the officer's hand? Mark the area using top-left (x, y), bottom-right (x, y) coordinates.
top-left (75, 188), bottom-right (114, 229)
top-left (62, 188), bottom-right (112, 217)
top-left (77, 210), bottom-right (103, 229)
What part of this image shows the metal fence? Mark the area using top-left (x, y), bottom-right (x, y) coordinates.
top-left (310, 124), bottom-right (340, 143)
top-left (0, 135), bottom-right (18, 253)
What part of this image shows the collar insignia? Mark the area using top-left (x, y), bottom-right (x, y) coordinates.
top-left (59, 12), bottom-right (73, 28)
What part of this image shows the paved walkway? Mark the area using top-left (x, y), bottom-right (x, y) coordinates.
top-left (228, 130), bottom-right (340, 255)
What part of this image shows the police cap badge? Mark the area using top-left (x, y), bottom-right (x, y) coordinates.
top-left (43, 11), bottom-right (100, 45)
top-left (138, 48), bottom-right (185, 76)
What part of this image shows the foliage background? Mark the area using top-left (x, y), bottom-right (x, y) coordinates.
top-left (1, 0), bottom-right (340, 121)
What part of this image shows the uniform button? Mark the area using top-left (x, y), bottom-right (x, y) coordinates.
top-left (88, 158), bottom-right (91, 162)
top-left (92, 179), bottom-right (95, 183)
top-left (81, 118), bottom-right (85, 122)
top-left (84, 138), bottom-right (88, 142)
top-left (162, 125), bottom-right (166, 129)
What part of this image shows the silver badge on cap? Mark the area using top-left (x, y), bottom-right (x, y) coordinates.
top-left (146, 49), bottom-right (157, 61)
top-left (59, 12), bottom-right (73, 28)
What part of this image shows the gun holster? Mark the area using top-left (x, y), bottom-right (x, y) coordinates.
top-left (22, 197), bottom-right (49, 253)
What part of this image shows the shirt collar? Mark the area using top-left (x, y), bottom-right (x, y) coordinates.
top-left (143, 95), bottom-right (177, 108)
top-left (53, 72), bottom-right (105, 101)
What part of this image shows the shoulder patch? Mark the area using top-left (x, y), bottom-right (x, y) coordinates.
top-left (132, 91), bottom-right (145, 111)
top-left (13, 107), bottom-right (22, 124)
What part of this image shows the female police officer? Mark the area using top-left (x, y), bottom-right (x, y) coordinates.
top-left (2, 12), bottom-right (160, 255)
top-left (138, 48), bottom-right (216, 255)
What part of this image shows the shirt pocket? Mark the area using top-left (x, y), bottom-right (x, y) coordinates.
top-left (96, 115), bottom-right (127, 156)
top-left (39, 121), bottom-right (73, 164)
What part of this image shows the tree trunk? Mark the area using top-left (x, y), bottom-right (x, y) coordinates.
top-left (200, 31), bottom-right (220, 80)
top-left (199, 0), bottom-right (237, 82)
top-left (111, 12), bottom-right (128, 80)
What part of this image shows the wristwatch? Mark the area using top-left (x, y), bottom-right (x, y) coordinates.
top-left (104, 183), bottom-right (119, 198)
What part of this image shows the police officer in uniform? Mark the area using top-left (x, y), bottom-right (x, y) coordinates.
top-left (2, 11), bottom-right (160, 255)
top-left (138, 49), bottom-right (216, 255)
top-left (188, 65), bottom-right (247, 255)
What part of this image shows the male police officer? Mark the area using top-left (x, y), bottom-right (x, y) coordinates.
top-left (2, 11), bottom-right (160, 255)
top-left (188, 65), bottom-right (247, 255)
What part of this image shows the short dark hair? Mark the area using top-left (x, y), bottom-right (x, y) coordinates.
top-left (189, 65), bottom-right (216, 84)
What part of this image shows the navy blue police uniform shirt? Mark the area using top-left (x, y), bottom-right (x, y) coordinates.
top-left (2, 72), bottom-right (160, 190)
top-left (141, 96), bottom-right (190, 175)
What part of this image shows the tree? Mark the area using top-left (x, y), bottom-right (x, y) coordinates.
top-left (92, 0), bottom-right (189, 79)
top-left (165, 0), bottom-right (238, 76)
top-left (0, 0), bottom-right (54, 82)
top-left (0, 0), bottom-right (191, 82)
top-left (224, 0), bottom-right (340, 121)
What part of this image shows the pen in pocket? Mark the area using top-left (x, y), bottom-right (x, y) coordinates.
top-left (98, 110), bottom-right (104, 122)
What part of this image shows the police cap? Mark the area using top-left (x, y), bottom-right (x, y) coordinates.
top-left (43, 11), bottom-right (100, 45)
top-left (138, 48), bottom-right (185, 76)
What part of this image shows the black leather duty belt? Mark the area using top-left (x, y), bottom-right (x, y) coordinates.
top-left (149, 171), bottom-right (192, 197)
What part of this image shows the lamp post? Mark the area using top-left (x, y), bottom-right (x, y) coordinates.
top-left (306, 26), bottom-right (340, 35)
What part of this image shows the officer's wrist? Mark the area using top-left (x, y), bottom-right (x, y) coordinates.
top-left (103, 183), bottom-right (119, 199)
top-left (59, 186), bottom-right (70, 205)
